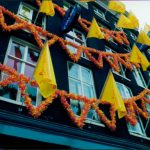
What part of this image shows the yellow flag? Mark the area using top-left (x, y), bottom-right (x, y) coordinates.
top-left (137, 30), bottom-right (150, 46)
top-left (117, 14), bottom-right (135, 29)
top-left (101, 72), bottom-right (126, 119)
top-left (130, 45), bottom-right (149, 71)
top-left (87, 18), bottom-right (104, 39)
top-left (128, 11), bottom-right (139, 29)
top-left (108, 1), bottom-right (126, 13)
top-left (33, 42), bottom-right (57, 98)
top-left (144, 24), bottom-right (150, 34)
top-left (79, 0), bottom-right (95, 2)
top-left (39, 0), bottom-right (55, 16)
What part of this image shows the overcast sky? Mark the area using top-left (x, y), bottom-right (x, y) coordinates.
top-left (121, 0), bottom-right (150, 30)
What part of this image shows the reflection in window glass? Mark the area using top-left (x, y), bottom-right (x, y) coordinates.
top-left (6, 57), bottom-right (22, 72)
top-left (10, 42), bottom-right (25, 59)
top-left (1, 38), bottom-right (41, 106)
top-left (117, 82), bottom-right (145, 135)
top-left (27, 49), bottom-right (39, 64)
top-left (68, 62), bottom-right (100, 123)
top-left (0, 84), bottom-right (18, 101)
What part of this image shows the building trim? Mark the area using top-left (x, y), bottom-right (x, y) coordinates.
top-left (0, 109), bottom-right (149, 149)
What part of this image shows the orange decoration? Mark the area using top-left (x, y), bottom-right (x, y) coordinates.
top-left (0, 64), bottom-right (150, 131)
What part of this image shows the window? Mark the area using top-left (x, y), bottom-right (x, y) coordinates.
top-left (93, 6), bottom-right (106, 20)
top-left (66, 29), bottom-right (88, 59)
top-left (145, 95), bottom-right (150, 115)
top-left (114, 22), bottom-right (123, 31)
top-left (106, 47), bottom-right (126, 77)
top-left (132, 66), bottom-right (147, 88)
top-left (117, 82), bottom-right (146, 135)
top-left (0, 37), bottom-right (42, 106)
top-left (130, 32), bottom-right (137, 41)
top-left (63, 1), bottom-right (72, 11)
top-left (68, 62), bottom-right (102, 124)
top-left (147, 48), bottom-right (150, 55)
top-left (18, 2), bottom-right (46, 29)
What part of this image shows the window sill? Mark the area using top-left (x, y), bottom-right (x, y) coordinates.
top-left (129, 132), bottom-right (150, 140)
top-left (0, 96), bottom-right (25, 106)
top-left (112, 70), bottom-right (131, 82)
top-left (85, 119), bottom-right (105, 127)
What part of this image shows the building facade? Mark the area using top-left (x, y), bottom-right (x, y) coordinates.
top-left (0, 0), bottom-right (150, 149)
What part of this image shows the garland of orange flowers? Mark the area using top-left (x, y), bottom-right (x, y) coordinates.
top-left (0, 63), bottom-right (150, 131)
top-left (36, 0), bottom-right (130, 45)
top-left (0, 6), bottom-right (141, 73)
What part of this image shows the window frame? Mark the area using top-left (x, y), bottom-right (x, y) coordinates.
top-left (132, 66), bottom-right (147, 88)
top-left (17, 2), bottom-right (46, 30)
top-left (65, 28), bottom-right (89, 60)
top-left (0, 36), bottom-right (42, 106)
top-left (105, 46), bottom-right (127, 78)
top-left (116, 82), bottom-right (146, 136)
top-left (93, 6), bottom-right (107, 21)
top-left (67, 61), bottom-right (104, 127)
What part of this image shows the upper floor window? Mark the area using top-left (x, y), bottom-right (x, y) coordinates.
top-left (147, 48), bottom-right (150, 55)
top-left (145, 95), bottom-right (150, 115)
top-left (93, 6), bottom-right (106, 20)
top-left (117, 82), bottom-right (146, 135)
top-left (130, 32), bottom-right (137, 41)
top-left (18, 3), bottom-right (33, 22)
top-left (106, 46), bottom-right (126, 78)
top-left (18, 2), bottom-right (46, 29)
top-left (63, 1), bottom-right (72, 11)
top-left (0, 37), bottom-right (42, 106)
top-left (68, 62), bottom-right (103, 125)
top-left (66, 29), bottom-right (88, 59)
top-left (132, 66), bottom-right (147, 88)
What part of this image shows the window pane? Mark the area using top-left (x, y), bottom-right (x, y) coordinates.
top-left (117, 83), bottom-right (126, 98)
top-left (25, 84), bottom-right (37, 106)
top-left (24, 64), bottom-right (35, 79)
top-left (69, 79), bottom-right (82, 115)
top-left (6, 57), bottom-right (22, 72)
top-left (74, 31), bottom-right (83, 41)
top-left (69, 79), bottom-right (81, 95)
top-left (68, 63), bottom-right (80, 79)
top-left (75, 39), bottom-right (82, 46)
top-left (128, 118), bottom-right (144, 135)
top-left (20, 5), bottom-right (31, 21)
top-left (133, 68), bottom-right (145, 87)
top-left (81, 68), bottom-right (92, 84)
top-left (27, 49), bottom-right (39, 64)
top-left (66, 37), bottom-right (77, 54)
top-left (0, 83), bottom-right (18, 100)
top-left (83, 84), bottom-right (94, 98)
top-left (9, 42), bottom-right (25, 60)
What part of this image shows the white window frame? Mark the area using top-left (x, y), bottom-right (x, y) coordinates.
top-left (105, 46), bottom-right (126, 78)
top-left (0, 36), bottom-right (42, 106)
top-left (17, 2), bottom-right (46, 30)
top-left (117, 82), bottom-right (146, 136)
top-left (67, 61), bottom-right (104, 127)
top-left (66, 29), bottom-right (89, 60)
top-left (132, 65), bottom-right (147, 88)
top-left (147, 48), bottom-right (150, 55)
top-left (18, 2), bottom-right (33, 23)
top-left (93, 6), bottom-right (106, 21)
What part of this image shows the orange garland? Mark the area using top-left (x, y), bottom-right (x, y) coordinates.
top-left (0, 6), bottom-right (141, 73)
top-left (0, 63), bottom-right (150, 131)
top-left (36, 0), bottom-right (130, 46)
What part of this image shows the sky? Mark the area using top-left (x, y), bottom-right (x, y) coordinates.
top-left (121, 1), bottom-right (150, 30)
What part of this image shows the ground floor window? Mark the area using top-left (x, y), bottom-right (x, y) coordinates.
top-left (68, 62), bottom-right (103, 125)
top-left (0, 37), bottom-right (42, 106)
